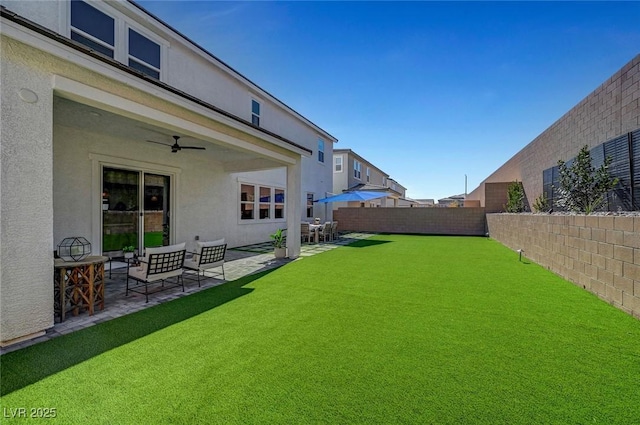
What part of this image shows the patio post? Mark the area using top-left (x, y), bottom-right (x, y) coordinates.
top-left (0, 53), bottom-right (55, 346)
top-left (286, 159), bottom-right (302, 259)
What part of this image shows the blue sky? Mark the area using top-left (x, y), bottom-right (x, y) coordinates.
top-left (138, 1), bottom-right (639, 201)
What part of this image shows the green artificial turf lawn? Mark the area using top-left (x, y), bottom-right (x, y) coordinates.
top-left (2, 235), bottom-right (639, 424)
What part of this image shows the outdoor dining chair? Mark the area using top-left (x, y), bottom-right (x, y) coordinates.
top-left (301, 222), bottom-right (311, 243)
top-left (331, 221), bottom-right (339, 240)
top-left (318, 222), bottom-right (333, 242)
top-left (183, 239), bottom-right (227, 286)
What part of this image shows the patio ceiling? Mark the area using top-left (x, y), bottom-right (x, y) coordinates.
top-left (53, 96), bottom-right (287, 172)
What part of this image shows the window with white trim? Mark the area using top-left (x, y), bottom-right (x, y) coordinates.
top-left (240, 184), bottom-right (255, 220)
top-left (275, 189), bottom-right (285, 219)
top-left (366, 167), bottom-right (370, 183)
top-left (318, 139), bottom-right (325, 163)
top-left (252, 100), bottom-right (261, 126)
top-left (306, 193), bottom-right (314, 218)
top-left (70, 1), bottom-right (164, 80)
top-left (240, 183), bottom-right (285, 222)
top-left (70, 0), bottom-right (115, 58)
top-left (354, 160), bottom-right (361, 179)
top-left (259, 186), bottom-right (271, 219)
top-left (334, 156), bottom-right (343, 172)
top-left (128, 28), bottom-right (161, 79)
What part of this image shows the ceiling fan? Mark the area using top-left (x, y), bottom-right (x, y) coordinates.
top-left (146, 135), bottom-right (205, 153)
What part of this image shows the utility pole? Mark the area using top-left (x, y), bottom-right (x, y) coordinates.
top-left (464, 174), bottom-right (467, 197)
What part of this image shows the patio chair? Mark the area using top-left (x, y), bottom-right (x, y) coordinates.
top-left (301, 222), bottom-right (311, 243)
top-left (331, 221), bottom-right (339, 240)
top-left (318, 222), bottom-right (332, 242)
top-left (183, 239), bottom-right (227, 286)
top-left (126, 242), bottom-right (186, 303)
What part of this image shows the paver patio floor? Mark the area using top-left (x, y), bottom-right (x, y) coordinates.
top-left (1, 233), bottom-right (373, 354)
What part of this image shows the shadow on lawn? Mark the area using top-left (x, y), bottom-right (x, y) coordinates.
top-left (342, 239), bottom-right (391, 248)
top-left (0, 270), bottom-right (274, 396)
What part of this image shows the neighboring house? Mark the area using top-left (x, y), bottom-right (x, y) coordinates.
top-left (467, 55), bottom-right (640, 212)
top-left (437, 194), bottom-right (466, 207)
top-left (415, 199), bottom-right (436, 207)
top-left (331, 149), bottom-right (408, 209)
top-left (0, 0), bottom-right (336, 346)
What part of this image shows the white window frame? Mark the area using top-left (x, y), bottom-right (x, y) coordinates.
top-left (306, 193), bottom-right (314, 218)
top-left (125, 25), bottom-right (163, 79)
top-left (68, 0), bottom-right (115, 58)
top-left (65, 1), bottom-right (167, 82)
top-left (366, 167), bottom-right (370, 183)
top-left (334, 156), bottom-right (343, 172)
top-left (318, 138), bottom-right (325, 163)
top-left (240, 183), bottom-right (256, 221)
top-left (238, 181), bottom-right (286, 224)
top-left (251, 99), bottom-right (261, 126)
top-left (354, 160), bottom-right (361, 180)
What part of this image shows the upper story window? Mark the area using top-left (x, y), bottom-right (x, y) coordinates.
top-left (128, 28), bottom-right (161, 79)
top-left (334, 156), bottom-right (343, 172)
top-left (318, 139), bottom-right (325, 163)
top-left (70, 0), bottom-right (114, 58)
top-left (69, 1), bottom-right (164, 80)
top-left (366, 167), bottom-right (370, 183)
top-left (354, 160), bottom-right (361, 179)
top-left (251, 100), bottom-right (261, 126)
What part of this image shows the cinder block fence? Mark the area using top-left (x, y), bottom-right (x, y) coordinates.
top-left (487, 213), bottom-right (640, 319)
top-left (334, 207), bottom-right (487, 236)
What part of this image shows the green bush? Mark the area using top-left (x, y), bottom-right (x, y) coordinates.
top-left (532, 194), bottom-right (550, 213)
top-left (505, 181), bottom-right (525, 213)
top-left (556, 145), bottom-right (618, 214)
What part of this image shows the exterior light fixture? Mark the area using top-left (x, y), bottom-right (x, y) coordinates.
top-left (517, 249), bottom-right (524, 262)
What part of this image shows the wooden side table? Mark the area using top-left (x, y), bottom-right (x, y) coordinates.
top-left (54, 255), bottom-right (108, 322)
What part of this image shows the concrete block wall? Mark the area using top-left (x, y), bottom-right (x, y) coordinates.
top-left (484, 182), bottom-right (511, 213)
top-left (334, 207), bottom-right (487, 236)
top-left (467, 55), bottom-right (640, 207)
top-left (487, 214), bottom-right (640, 319)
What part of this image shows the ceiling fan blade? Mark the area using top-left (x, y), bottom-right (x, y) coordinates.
top-left (180, 146), bottom-right (206, 150)
top-left (146, 140), bottom-right (172, 147)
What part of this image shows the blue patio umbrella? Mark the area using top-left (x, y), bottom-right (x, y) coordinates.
top-left (315, 191), bottom-right (389, 203)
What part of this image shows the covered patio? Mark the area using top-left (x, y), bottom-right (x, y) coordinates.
top-left (0, 232), bottom-right (374, 355)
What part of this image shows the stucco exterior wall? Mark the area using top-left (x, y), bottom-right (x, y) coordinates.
top-left (0, 16), bottom-right (310, 345)
top-left (468, 55), bottom-right (640, 207)
top-left (487, 214), bottom-right (640, 319)
top-left (334, 208), bottom-right (487, 236)
top-left (1, 37), bottom-right (55, 345)
top-left (53, 125), bottom-right (286, 251)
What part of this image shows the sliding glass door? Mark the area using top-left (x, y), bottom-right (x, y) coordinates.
top-left (143, 173), bottom-right (170, 249)
top-left (102, 167), bottom-right (171, 256)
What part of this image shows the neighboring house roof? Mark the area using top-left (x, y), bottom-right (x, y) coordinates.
top-left (0, 5), bottom-right (315, 155)
top-left (438, 194), bottom-right (466, 203)
top-left (347, 183), bottom-right (402, 197)
top-left (333, 149), bottom-right (389, 177)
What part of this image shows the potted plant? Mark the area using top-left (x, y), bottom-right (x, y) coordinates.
top-left (270, 229), bottom-right (287, 259)
top-left (122, 245), bottom-right (136, 259)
